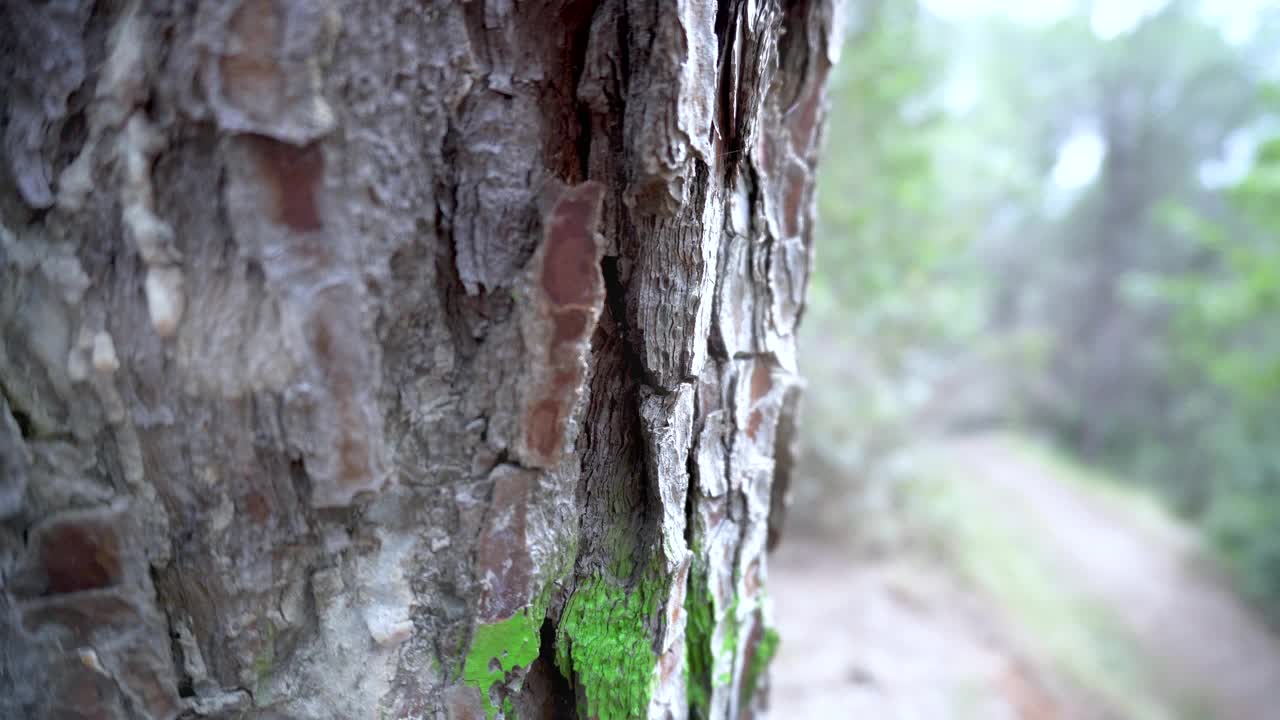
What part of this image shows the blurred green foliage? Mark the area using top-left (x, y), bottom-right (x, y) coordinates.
top-left (803, 0), bottom-right (1280, 616)
top-left (1154, 126), bottom-right (1280, 614)
top-left (985, 5), bottom-right (1280, 618)
top-left (799, 0), bottom-right (984, 536)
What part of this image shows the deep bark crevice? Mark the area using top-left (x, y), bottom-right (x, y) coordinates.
top-left (601, 251), bottom-right (663, 394)
top-left (0, 386), bottom-right (35, 440)
top-left (515, 617), bottom-right (578, 719)
top-left (565, 0), bottom-right (598, 183)
top-left (153, 567), bottom-right (197, 701)
top-left (714, 0), bottom-right (741, 177)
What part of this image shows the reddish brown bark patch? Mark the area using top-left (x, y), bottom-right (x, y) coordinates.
top-left (248, 135), bottom-right (324, 231)
top-left (747, 361), bottom-right (773, 440)
top-left (786, 79), bottom-right (824, 158)
top-left (337, 431), bottom-right (372, 488)
top-left (28, 518), bottom-right (124, 596)
top-left (477, 467), bottom-right (537, 621)
top-left (781, 162), bottom-right (808, 238)
top-left (779, 66), bottom-right (830, 240)
top-left (303, 293), bottom-right (380, 504)
top-left (243, 490), bottom-right (271, 526)
top-left (742, 558), bottom-right (761, 596)
top-left (524, 398), bottom-right (566, 463)
top-left (519, 182), bottom-right (606, 467)
top-left (738, 610), bottom-right (767, 708)
top-left (541, 183), bottom-right (605, 307)
top-left (550, 308), bottom-right (590, 349)
top-left (667, 559), bottom-right (690, 627)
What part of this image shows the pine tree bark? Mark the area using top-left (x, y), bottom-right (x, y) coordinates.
top-left (0, 1), bottom-right (838, 718)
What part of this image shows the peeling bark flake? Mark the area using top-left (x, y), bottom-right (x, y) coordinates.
top-left (517, 181), bottom-right (607, 469)
top-left (202, 0), bottom-right (338, 144)
top-left (247, 135), bottom-right (325, 231)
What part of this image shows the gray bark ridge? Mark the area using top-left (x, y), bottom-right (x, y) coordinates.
top-left (0, 0), bottom-right (838, 718)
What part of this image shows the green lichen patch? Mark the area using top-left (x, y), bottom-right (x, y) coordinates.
top-left (686, 576), bottom-right (743, 713)
top-left (716, 595), bottom-right (741, 687)
top-left (555, 574), bottom-right (661, 720)
top-left (684, 572), bottom-right (715, 718)
top-left (742, 626), bottom-right (780, 706)
top-left (463, 609), bottom-right (544, 719)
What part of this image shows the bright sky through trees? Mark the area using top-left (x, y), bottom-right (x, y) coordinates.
top-left (922, 0), bottom-right (1264, 42)
top-left (925, 0), bottom-right (1268, 189)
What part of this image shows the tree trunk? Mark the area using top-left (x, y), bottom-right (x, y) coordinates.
top-left (0, 1), bottom-right (837, 718)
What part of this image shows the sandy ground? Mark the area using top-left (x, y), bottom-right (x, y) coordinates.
top-left (768, 433), bottom-right (1280, 720)
top-left (948, 434), bottom-right (1280, 720)
top-left (769, 543), bottom-right (1077, 719)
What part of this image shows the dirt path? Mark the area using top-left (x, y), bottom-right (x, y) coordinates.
top-left (769, 433), bottom-right (1280, 719)
top-left (770, 544), bottom-right (1082, 719)
top-left (943, 433), bottom-right (1280, 720)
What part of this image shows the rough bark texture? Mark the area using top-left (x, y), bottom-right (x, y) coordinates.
top-left (0, 1), bottom-right (838, 718)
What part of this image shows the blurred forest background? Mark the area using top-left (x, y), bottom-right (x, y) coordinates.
top-left (801, 0), bottom-right (1280, 619)
top-left (777, 0), bottom-right (1280, 716)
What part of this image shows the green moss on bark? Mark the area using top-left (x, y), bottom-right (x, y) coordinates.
top-left (684, 573), bottom-right (715, 718)
top-left (463, 609), bottom-right (544, 719)
top-left (685, 570), bottom-right (750, 716)
top-left (742, 626), bottom-right (780, 705)
top-left (554, 573), bottom-right (661, 720)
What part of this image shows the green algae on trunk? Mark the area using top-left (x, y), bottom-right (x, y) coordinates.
top-left (554, 574), bottom-right (662, 720)
top-left (463, 609), bottom-right (545, 719)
